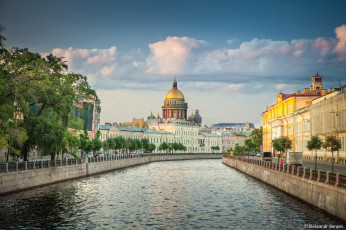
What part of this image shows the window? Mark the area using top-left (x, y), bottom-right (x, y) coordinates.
top-left (303, 120), bottom-right (310, 132)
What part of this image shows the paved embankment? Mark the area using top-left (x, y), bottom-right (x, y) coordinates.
top-left (0, 154), bottom-right (222, 195)
top-left (222, 155), bottom-right (346, 221)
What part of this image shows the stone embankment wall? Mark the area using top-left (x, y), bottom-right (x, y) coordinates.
top-left (222, 156), bottom-right (346, 221)
top-left (0, 154), bottom-right (221, 195)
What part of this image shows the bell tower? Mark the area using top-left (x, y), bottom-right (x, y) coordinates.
top-left (311, 72), bottom-right (323, 90)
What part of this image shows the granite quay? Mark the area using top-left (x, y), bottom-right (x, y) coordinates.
top-left (222, 155), bottom-right (346, 221)
top-left (0, 153), bottom-right (222, 195)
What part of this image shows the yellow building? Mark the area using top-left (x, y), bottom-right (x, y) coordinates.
top-left (121, 118), bottom-right (148, 129)
top-left (262, 73), bottom-right (327, 156)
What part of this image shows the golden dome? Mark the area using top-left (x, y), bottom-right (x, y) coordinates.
top-left (165, 79), bottom-right (185, 99)
top-left (165, 88), bottom-right (185, 99)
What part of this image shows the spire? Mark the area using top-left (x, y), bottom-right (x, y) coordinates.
top-left (173, 78), bottom-right (177, 88)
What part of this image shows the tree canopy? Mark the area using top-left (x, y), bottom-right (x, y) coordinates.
top-left (0, 28), bottom-right (98, 161)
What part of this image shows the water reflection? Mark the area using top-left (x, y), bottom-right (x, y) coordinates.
top-left (0, 160), bottom-right (344, 229)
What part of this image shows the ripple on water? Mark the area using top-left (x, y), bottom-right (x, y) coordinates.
top-left (0, 160), bottom-right (344, 229)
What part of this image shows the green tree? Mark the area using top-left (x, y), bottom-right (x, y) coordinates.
top-left (107, 138), bottom-right (117, 154)
top-left (234, 144), bottom-right (244, 155)
top-left (172, 142), bottom-right (180, 153)
top-left (182, 145), bottom-right (187, 152)
top-left (127, 138), bottom-right (137, 153)
top-left (159, 142), bottom-right (169, 153)
top-left (66, 134), bottom-right (80, 159)
top-left (0, 28), bottom-right (97, 161)
top-left (0, 25), bottom-right (6, 49)
top-left (245, 139), bottom-right (256, 158)
top-left (211, 146), bottom-right (220, 153)
top-left (323, 135), bottom-right (341, 174)
top-left (34, 118), bottom-right (67, 161)
top-left (177, 143), bottom-right (184, 151)
top-left (307, 135), bottom-right (323, 170)
top-left (273, 136), bottom-right (292, 164)
top-left (168, 144), bottom-right (173, 154)
top-left (141, 138), bottom-right (150, 153)
top-left (92, 130), bottom-right (102, 156)
top-left (134, 139), bottom-right (142, 153)
top-left (116, 136), bottom-right (128, 154)
top-left (80, 130), bottom-right (93, 158)
top-left (148, 143), bottom-right (156, 153)
top-left (103, 139), bottom-right (110, 154)
top-left (250, 127), bottom-right (263, 148)
top-left (4, 121), bottom-right (28, 162)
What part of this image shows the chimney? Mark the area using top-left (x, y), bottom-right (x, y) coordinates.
top-left (304, 88), bottom-right (309, 93)
top-left (296, 90), bottom-right (301, 95)
top-left (321, 89), bottom-right (328, 96)
top-left (329, 88), bottom-right (333, 93)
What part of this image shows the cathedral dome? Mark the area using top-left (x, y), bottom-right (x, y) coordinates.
top-left (165, 79), bottom-right (185, 99)
top-left (165, 88), bottom-right (184, 99)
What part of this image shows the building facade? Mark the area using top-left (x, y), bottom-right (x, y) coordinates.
top-left (162, 79), bottom-right (188, 120)
top-left (263, 73), bottom-right (346, 164)
top-left (262, 74), bottom-right (326, 155)
top-left (99, 79), bottom-right (221, 153)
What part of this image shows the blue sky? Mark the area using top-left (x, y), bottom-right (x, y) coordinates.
top-left (1, 0), bottom-right (346, 127)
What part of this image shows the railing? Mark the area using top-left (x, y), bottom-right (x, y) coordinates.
top-left (305, 169), bottom-right (310, 179)
top-left (0, 152), bottom-right (223, 174)
top-left (340, 174), bottom-right (346, 187)
top-left (312, 170), bottom-right (318, 180)
top-left (223, 155), bottom-right (346, 188)
top-left (329, 173), bottom-right (336, 185)
top-left (320, 171), bottom-right (326, 183)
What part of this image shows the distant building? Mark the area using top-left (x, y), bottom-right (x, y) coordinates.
top-left (162, 79), bottom-right (188, 120)
top-left (72, 97), bottom-right (101, 139)
top-left (99, 79), bottom-right (221, 153)
top-left (211, 122), bottom-right (255, 130)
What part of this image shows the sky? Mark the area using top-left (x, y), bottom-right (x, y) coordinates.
top-left (1, 0), bottom-right (346, 127)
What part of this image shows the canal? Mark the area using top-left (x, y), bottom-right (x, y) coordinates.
top-left (0, 159), bottom-right (344, 229)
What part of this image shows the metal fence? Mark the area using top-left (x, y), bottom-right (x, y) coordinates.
top-left (312, 170), bottom-right (318, 180)
top-left (0, 152), bottom-right (223, 173)
top-left (305, 169), bottom-right (310, 179)
top-left (320, 171), bottom-right (326, 183)
top-left (223, 155), bottom-right (346, 188)
top-left (329, 173), bottom-right (336, 185)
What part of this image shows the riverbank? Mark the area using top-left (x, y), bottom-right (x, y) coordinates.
top-left (222, 155), bottom-right (346, 221)
top-left (0, 154), bottom-right (222, 195)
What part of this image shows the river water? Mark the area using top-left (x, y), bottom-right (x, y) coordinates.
top-left (0, 159), bottom-right (344, 229)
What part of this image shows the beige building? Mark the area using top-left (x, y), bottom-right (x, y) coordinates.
top-left (99, 122), bottom-right (222, 153)
top-left (148, 121), bottom-right (202, 153)
top-left (308, 87), bottom-right (346, 163)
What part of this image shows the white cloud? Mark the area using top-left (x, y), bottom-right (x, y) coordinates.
top-left (101, 64), bottom-right (117, 76)
top-left (86, 46), bottom-right (117, 64)
top-left (226, 39), bottom-right (237, 44)
top-left (43, 25), bottom-right (346, 94)
top-left (333, 24), bottom-right (346, 62)
top-left (147, 36), bottom-right (205, 75)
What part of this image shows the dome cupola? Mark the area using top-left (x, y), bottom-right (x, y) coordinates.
top-left (162, 79), bottom-right (188, 120)
top-left (165, 79), bottom-right (185, 99)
